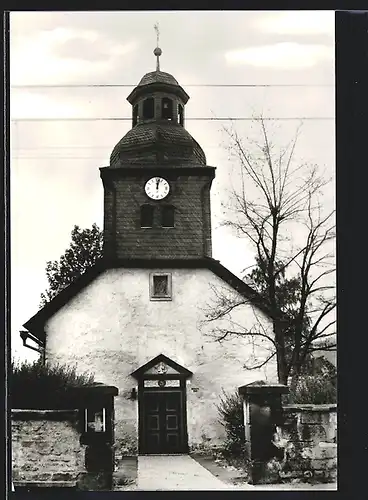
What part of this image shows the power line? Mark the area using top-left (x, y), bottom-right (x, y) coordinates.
top-left (12, 145), bottom-right (115, 150)
top-left (12, 145), bottom-right (223, 151)
top-left (11, 83), bottom-right (333, 89)
top-left (12, 145), bottom-right (232, 159)
top-left (8, 141), bottom-right (315, 150)
top-left (11, 116), bottom-right (334, 122)
top-left (12, 147), bottom-right (229, 159)
top-left (12, 156), bottom-right (231, 160)
top-left (12, 157), bottom-right (110, 160)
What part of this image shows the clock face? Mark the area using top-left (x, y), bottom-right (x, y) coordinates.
top-left (145, 177), bottom-right (170, 200)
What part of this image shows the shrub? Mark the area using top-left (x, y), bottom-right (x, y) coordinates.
top-left (10, 358), bottom-right (95, 409)
top-left (288, 375), bottom-right (337, 404)
top-left (217, 390), bottom-right (246, 457)
top-left (288, 357), bottom-right (337, 405)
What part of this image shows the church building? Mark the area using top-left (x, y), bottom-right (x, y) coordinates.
top-left (22, 45), bottom-right (278, 455)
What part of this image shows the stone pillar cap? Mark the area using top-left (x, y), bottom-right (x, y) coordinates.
top-left (238, 381), bottom-right (289, 395)
top-left (71, 383), bottom-right (119, 397)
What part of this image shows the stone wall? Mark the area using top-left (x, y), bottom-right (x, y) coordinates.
top-left (277, 404), bottom-right (337, 483)
top-left (12, 410), bottom-right (85, 488)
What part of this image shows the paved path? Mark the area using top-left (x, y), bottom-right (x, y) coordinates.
top-left (137, 455), bottom-right (252, 490)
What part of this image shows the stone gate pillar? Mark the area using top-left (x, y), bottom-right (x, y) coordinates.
top-left (73, 383), bottom-right (119, 490)
top-left (238, 381), bottom-right (289, 484)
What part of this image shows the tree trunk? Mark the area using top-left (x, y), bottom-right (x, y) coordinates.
top-left (289, 371), bottom-right (300, 396)
top-left (274, 321), bottom-right (288, 385)
top-left (277, 361), bottom-right (288, 385)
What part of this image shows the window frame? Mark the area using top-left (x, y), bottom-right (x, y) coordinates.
top-left (133, 104), bottom-right (139, 126)
top-left (161, 205), bottom-right (175, 228)
top-left (162, 97), bottom-right (173, 120)
top-left (143, 97), bottom-right (155, 120)
top-left (84, 407), bottom-right (106, 434)
top-left (149, 272), bottom-right (172, 301)
top-left (140, 204), bottom-right (154, 228)
top-left (178, 104), bottom-right (184, 126)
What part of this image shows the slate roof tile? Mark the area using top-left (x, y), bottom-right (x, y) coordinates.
top-left (110, 122), bottom-right (207, 167)
top-left (138, 71), bottom-right (179, 86)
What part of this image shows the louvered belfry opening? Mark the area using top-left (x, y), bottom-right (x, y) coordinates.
top-left (133, 104), bottom-right (139, 127)
top-left (178, 104), bottom-right (184, 126)
top-left (143, 98), bottom-right (155, 120)
top-left (162, 97), bottom-right (173, 120)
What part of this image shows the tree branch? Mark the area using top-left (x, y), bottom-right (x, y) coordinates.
top-left (244, 352), bottom-right (276, 370)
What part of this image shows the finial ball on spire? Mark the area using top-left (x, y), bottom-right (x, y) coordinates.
top-left (153, 23), bottom-right (162, 71)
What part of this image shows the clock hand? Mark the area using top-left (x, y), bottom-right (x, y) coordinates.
top-left (156, 178), bottom-right (160, 190)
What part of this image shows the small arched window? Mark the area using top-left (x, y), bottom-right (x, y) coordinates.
top-left (161, 205), bottom-right (175, 228)
top-left (143, 98), bottom-right (155, 120)
top-left (140, 205), bottom-right (154, 228)
top-left (132, 104), bottom-right (138, 127)
top-left (162, 98), bottom-right (173, 120)
top-left (178, 104), bottom-right (184, 126)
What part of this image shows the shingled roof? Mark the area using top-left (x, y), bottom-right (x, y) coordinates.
top-left (138, 71), bottom-right (179, 86)
top-left (110, 121), bottom-right (207, 167)
top-left (127, 69), bottom-right (189, 104)
top-left (22, 257), bottom-right (274, 342)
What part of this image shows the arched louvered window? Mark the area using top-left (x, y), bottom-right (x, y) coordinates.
top-left (133, 104), bottom-right (138, 127)
top-left (178, 104), bottom-right (184, 126)
top-left (143, 98), bottom-right (155, 120)
top-left (140, 205), bottom-right (154, 228)
top-left (162, 98), bottom-right (173, 120)
top-left (161, 205), bottom-right (175, 228)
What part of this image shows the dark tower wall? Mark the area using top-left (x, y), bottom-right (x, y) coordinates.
top-left (100, 167), bottom-right (214, 260)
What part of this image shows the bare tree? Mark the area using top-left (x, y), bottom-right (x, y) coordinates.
top-left (206, 117), bottom-right (336, 385)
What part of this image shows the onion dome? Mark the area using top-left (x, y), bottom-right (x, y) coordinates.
top-left (109, 43), bottom-right (206, 168)
top-left (110, 121), bottom-right (206, 167)
top-left (138, 70), bottom-right (179, 87)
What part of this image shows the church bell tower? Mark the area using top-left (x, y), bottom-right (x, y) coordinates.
top-left (100, 39), bottom-right (216, 261)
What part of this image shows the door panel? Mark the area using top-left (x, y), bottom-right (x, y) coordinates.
top-left (148, 415), bottom-right (160, 430)
top-left (166, 433), bottom-right (179, 451)
top-left (166, 394), bottom-right (179, 411)
top-left (147, 432), bottom-right (160, 449)
top-left (166, 414), bottom-right (178, 430)
top-left (141, 390), bottom-right (185, 453)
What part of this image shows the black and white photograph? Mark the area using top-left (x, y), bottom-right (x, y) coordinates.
top-left (9, 10), bottom-right (337, 492)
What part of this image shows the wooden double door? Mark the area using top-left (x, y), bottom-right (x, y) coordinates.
top-left (140, 389), bottom-right (188, 454)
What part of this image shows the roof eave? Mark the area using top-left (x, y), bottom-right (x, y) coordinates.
top-left (204, 258), bottom-right (275, 319)
top-left (127, 82), bottom-right (189, 104)
top-left (131, 353), bottom-right (193, 379)
top-left (100, 165), bottom-right (216, 179)
top-left (22, 258), bottom-right (108, 337)
top-left (22, 256), bottom-right (276, 339)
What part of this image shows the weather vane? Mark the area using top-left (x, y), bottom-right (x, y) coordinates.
top-left (153, 22), bottom-right (162, 72)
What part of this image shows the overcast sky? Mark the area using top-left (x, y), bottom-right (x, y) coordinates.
top-left (10, 11), bottom-right (335, 362)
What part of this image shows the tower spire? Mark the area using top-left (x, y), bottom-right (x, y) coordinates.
top-left (153, 22), bottom-right (162, 72)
